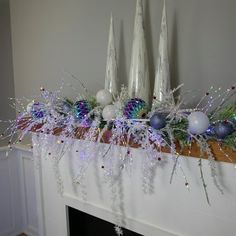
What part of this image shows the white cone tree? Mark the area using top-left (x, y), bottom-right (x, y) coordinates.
top-left (104, 14), bottom-right (118, 96)
top-left (152, 0), bottom-right (172, 108)
top-left (128, 0), bottom-right (150, 104)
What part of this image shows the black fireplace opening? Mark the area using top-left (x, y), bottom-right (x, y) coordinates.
top-left (68, 206), bottom-right (144, 236)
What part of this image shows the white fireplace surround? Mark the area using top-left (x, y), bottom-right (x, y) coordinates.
top-left (32, 133), bottom-right (236, 236)
top-left (1, 135), bottom-right (236, 236)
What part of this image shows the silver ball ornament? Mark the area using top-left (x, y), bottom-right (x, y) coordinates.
top-left (150, 113), bottom-right (166, 130)
top-left (188, 111), bottom-right (209, 135)
top-left (214, 122), bottom-right (234, 139)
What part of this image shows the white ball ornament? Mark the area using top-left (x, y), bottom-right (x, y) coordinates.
top-left (188, 111), bottom-right (210, 135)
top-left (102, 105), bottom-right (117, 121)
top-left (96, 89), bottom-right (113, 106)
top-left (26, 101), bottom-right (34, 113)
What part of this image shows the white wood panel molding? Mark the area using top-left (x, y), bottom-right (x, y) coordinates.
top-left (0, 151), bottom-right (18, 236)
top-left (0, 145), bottom-right (38, 236)
top-left (17, 146), bottom-right (38, 236)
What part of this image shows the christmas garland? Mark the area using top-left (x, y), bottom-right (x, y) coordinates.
top-left (3, 83), bottom-right (235, 151)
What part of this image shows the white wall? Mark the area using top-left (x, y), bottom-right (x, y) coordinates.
top-left (10, 0), bottom-right (236, 102)
top-left (0, 0), bottom-right (15, 146)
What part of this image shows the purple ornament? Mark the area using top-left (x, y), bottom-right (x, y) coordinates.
top-left (214, 122), bottom-right (234, 139)
top-left (123, 98), bottom-right (148, 119)
top-left (150, 113), bottom-right (166, 130)
top-left (73, 100), bottom-right (92, 121)
top-left (30, 102), bottom-right (45, 119)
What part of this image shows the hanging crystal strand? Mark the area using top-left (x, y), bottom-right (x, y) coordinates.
top-left (165, 127), bottom-right (189, 187)
top-left (105, 13), bottom-right (119, 96)
top-left (72, 141), bottom-right (94, 201)
top-left (52, 137), bottom-right (75, 195)
top-left (114, 122), bottom-right (134, 176)
top-left (33, 134), bottom-right (63, 193)
top-left (80, 177), bottom-right (88, 202)
top-left (141, 128), bottom-right (154, 193)
top-left (105, 146), bottom-right (127, 236)
top-left (51, 157), bottom-right (64, 195)
top-left (166, 126), bottom-right (179, 183)
top-left (92, 145), bottom-right (105, 201)
top-left (199, 136), bottom-right (223, 194)
top-left (50, 136), bottom-right (65, 195)
top-left (128, 0), bottom-right (150, 104)
top-left (32, 133), bottom-right (42, 169)
top-left (111, 184), bottom-right (122, 235)
top-left (198, 159), bottom-right (210, 205)
top-left (72, 141), bottom-right (93, 185)
top-left (141, 152), bottom-right (151, 194)
top-left (81, 144), bottom-right (104, 202)
top-left (110, 171), bottom-right (125, 236)
top-left (129, 123), bottom-right (159, 194)
top-left (100, 144), bottom-right (114, 184)
top-left (123, 124), bottom-right (135, 176)
top-left (52, 135), bottom-right (74, 195)
top-left (114, 225), bottom-right (123, 236)
top-left (73, 120), bottom-right (101, 193)
top-left (141, 152), bottom-right (159, 194)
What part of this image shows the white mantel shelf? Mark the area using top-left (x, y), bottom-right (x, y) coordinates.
top-left (18, 120), bottom-right (236, 164)
top-left (32, 133), bottom-right (236, 236)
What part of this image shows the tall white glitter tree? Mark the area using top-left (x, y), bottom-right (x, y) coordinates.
top-left (152, 0), bottom-right (173, 108)
top-left (128, 0), bottom-right (150, 104)
top-left (104, 13), bottom-right (118, 96)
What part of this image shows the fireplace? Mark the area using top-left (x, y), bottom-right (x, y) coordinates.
top-left (68, 206), bottom-right (143, 236)
top-left (34, 134), bottom-right (236, 236)
top-left (33, 135), bottom-right (180, 236)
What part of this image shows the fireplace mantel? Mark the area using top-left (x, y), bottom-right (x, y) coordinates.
top-left (33, 133), bottom-right (236, 236)
top-left (18, 119), bottom-right (236, 164)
